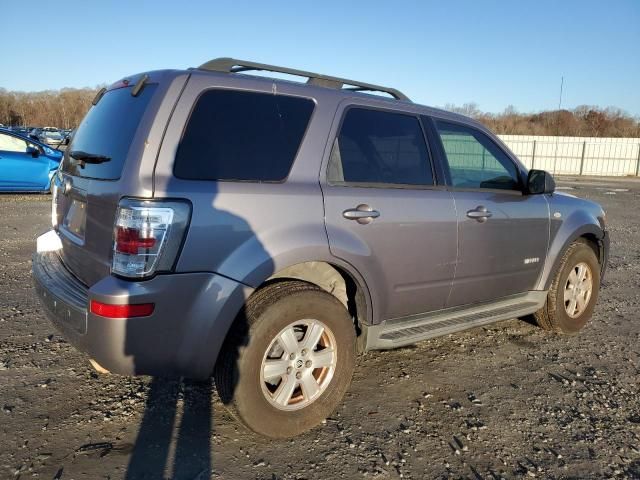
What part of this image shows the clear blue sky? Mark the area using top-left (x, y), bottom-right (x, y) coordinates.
top-left (2, 0), bottom-right (639, 115)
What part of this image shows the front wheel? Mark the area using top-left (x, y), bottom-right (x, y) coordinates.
top-left (534, 239), bottom-right (601, 334)
top-left (215, 281), bottom-right (356, 438)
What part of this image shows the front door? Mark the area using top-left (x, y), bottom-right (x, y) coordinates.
top-left (429, 118), bottom-right (549, 307)
top-left (321, 105), bottom-right (458, 321)
top-left (0, 132), bottom-right (47, 190)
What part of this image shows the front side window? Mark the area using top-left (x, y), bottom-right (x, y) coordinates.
top-left (433, 120), bottom-right (520, 191)
top-left (174, 90), bottom-right (315, 182)
top-left (0, 133), bottom-right (28, 153)
top-left (328, 108), bottom-right (434, 186)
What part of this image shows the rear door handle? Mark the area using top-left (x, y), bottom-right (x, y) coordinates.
top-left (466, 206), bottom-right (492, 223)
top-left (343, 204), bottom-right (380, 224)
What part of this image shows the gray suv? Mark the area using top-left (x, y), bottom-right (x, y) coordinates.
top-left (32, 58), bottom-right (609, 438)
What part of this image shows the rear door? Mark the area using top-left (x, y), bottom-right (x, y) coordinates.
top-left (427, 117), bottom-right (549, 307)
top-left (321, 103), bottom-right (457, 321)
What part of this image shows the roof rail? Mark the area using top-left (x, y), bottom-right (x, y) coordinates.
top-left (198, 57), bottom-right (410, 101)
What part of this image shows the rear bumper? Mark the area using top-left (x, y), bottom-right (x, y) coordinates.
top-left (32, 250), bottom-right (250, 379)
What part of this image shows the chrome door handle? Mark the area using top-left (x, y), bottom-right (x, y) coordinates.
top-left (466, 206), bottom-right (492, 223)
top-left (343, 204), bottom-right (380, 224)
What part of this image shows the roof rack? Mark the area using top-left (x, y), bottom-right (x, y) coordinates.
top-left (198, 57), bottom-right (410, 101)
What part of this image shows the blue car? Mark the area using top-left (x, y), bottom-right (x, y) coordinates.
top-left (0, 128), bottom-right (63, 192)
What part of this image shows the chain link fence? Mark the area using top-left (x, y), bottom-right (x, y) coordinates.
top-left (498, 135), bottom-right (640, 176)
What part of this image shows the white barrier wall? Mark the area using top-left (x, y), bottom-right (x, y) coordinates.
top-left (497, 135), bottom-right (640, 176)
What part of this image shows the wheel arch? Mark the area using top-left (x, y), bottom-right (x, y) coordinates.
top-left (210, 259), bottom-right (373, 377)
top-left (537, 222), bottom-right (606, 291)
top-left (262, 260), bottom-right (372, 332)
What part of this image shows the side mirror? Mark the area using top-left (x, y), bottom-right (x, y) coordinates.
top-left (27, 146), bottom-right (40, 158)
top-left (527, 169), bottom-right (555, 194)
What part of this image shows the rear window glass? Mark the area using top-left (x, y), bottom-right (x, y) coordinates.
top-left (174, 90), bottom-right (314, 182)
top-left (328, 108), bottom-right (434, 186)
top-left (61, 84), bottom-right (157, 179)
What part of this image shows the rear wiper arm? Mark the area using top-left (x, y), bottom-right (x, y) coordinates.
top-left (69, 150), bottom-right (111, 165)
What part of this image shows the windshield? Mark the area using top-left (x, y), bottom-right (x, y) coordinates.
top-left (45, 132), bottom-right (62, 139)
top-left (61, 84), bottom-right (157, 179)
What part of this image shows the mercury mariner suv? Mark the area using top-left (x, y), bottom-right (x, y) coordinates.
top-left (32, 58), bottom-right (609, 438)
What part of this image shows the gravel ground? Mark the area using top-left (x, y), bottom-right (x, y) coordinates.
top-left (0, 178), bottom-right (639, 480)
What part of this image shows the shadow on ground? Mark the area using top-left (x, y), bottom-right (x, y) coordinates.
top-left (126, 378), bottom-right (213, 479)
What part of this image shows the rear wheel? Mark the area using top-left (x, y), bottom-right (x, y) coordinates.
top-left (534, 239), bottom-right (600, 334)
top-left (215, 281), bottom-right (356, 438)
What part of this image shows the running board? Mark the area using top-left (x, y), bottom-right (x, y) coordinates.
top-left (363, 291), bottom-right (547, 350)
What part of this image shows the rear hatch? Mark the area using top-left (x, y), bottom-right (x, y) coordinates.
top-left (53, 73), bottom-right (181, 286)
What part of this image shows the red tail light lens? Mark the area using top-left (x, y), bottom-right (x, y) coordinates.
top-left (115, 227), bottom-right (157, 254)
top-left (90, 300), bottom-right (155, 319)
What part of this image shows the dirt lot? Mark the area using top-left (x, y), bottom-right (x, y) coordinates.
top-left (1, 177), bottom-right (639, 480)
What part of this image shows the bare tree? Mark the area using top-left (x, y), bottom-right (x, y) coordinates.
top-left (444, 103), bottom-right (640, 137)
top-left (0, 87), bottom-right (99, 128)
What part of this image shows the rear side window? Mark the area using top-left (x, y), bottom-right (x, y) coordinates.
top-left (61, 84), bottom-right (157, 180)
top-left (327, 108), bottom-right (434, 186)
top-left (174, 90), bottom-right (315, 182)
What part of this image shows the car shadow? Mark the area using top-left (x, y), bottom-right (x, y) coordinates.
top-left (123, 172), bottom-right (273, 478)
top-left (125, 378), bottom-right (213, 480)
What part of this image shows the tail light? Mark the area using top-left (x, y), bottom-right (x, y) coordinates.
top-left (112, 198), bottom-right (191, 278)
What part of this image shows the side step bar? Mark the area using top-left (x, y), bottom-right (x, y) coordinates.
top-left (363, 291), bottom-right (547, 350)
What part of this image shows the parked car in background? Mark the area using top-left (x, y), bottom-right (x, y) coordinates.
top-left (60, 129), bottom-right (74, 145)
top-left (28, 128), bottom-right (42, 140)
top-left (40, 130), bottom-right (65, 146)
top-left (10, 126), bottom-right (30, 136)
top-left (28, 128), bottom-right (65, 146)
top-left (0, 128), bottom-right (62, 192)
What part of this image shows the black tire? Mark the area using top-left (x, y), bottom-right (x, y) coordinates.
top-left (534, 239), bottom-right (600, 334)
top-left (215, 280), bottom-right (356, 438)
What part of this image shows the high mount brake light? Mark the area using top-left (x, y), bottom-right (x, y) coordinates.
top-left (111, 199), bottom-right (191, 278)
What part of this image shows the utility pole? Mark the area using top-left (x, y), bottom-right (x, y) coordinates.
top-left (553, 76), bottom-right (564, 174)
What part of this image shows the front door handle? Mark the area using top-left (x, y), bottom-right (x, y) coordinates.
top-left (343, 204), bottom-right (380, 224)
top-left (466, 205), bottom-right (492, 223)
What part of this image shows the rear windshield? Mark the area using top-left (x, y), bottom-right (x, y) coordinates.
top-left (61, 84), bottom-right (157, 179)
top-left (174, 90), bottom-right (314, 182)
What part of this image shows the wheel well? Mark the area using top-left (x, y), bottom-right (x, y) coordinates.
top-left (263, 261), bottom-right (367, 336)
top-left (580, 233), bottom-right (601, 262)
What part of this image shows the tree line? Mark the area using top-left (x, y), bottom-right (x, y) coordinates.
top-left (0, 87), bottom-right (99, 130)
top-left (0, 87), bottom-right (638, 138)
top-left (446, 103), bottom-right (640, 138)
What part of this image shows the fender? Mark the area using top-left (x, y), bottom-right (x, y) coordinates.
top-left (535, 207), bottom-right (606, 291)
top-left (205, 217), bottom-right (374, 324)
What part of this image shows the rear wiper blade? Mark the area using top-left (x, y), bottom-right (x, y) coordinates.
top-left (69, 150), bottom-right (111, 165)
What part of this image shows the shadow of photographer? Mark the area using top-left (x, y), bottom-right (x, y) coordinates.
top-left (126, 377), bottom-right (213, 480)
